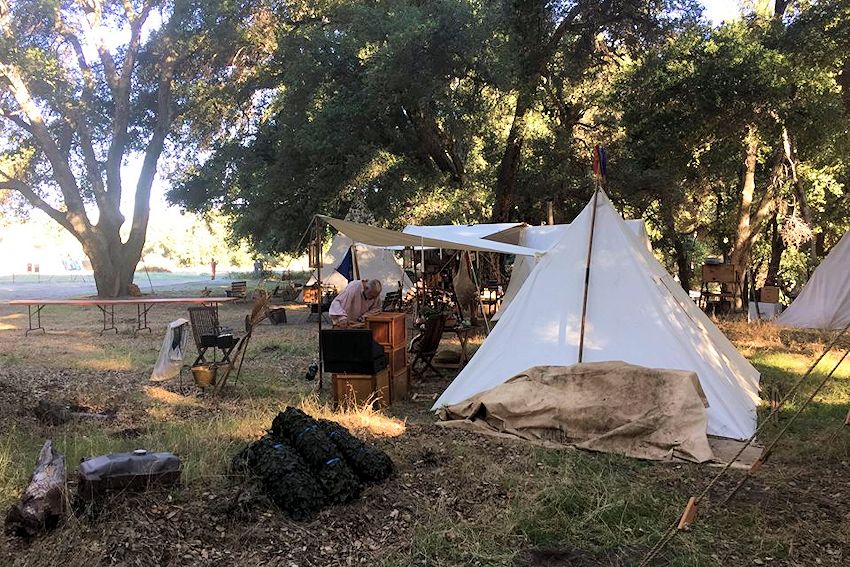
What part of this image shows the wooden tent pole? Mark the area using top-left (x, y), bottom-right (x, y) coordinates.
top-left (352, 244), bottom-right (361, 280)
top-left (577, 186), bottom-right (601, 363)
top-left (315, 218), bottom-right (324, 391)
top-left (468, 252), bottom-right (491, 335)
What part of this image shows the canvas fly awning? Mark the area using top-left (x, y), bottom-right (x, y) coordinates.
top-left (403, 223), bottom-right (526, 245)
top-left (318, 216), bottom-right (542, 257)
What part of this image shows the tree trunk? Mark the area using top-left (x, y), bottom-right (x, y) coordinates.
top-left (765, 211), bottom-right (784, 286)
top-left (492, 85), bottom-right (536, 222)
top-left (84, 228), bottom-right (142, 298)
top-left (660, 202), bottom-right (691, 290)
top-left (729, 127), bottom-right (759, 287)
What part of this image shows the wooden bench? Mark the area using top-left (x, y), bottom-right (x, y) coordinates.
top-left (225, 281), bottom-right (248, 301)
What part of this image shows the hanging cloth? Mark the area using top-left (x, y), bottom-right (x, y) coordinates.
top-left (151, 318), bottom-right (190, 381)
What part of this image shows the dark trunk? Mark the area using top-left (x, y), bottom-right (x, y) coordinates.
top-left (765, 212), bottom-right (784, 286)
top-left (729, 128), bottom-right (759, 299)
top-left (493, 86), bottom-right (536, 222)
top-left (84, 229), bottom-right (140, 297)
top-left (839, 59), bottom-right (850, 119)
top-left (661, 203), bottom-right (691, 290)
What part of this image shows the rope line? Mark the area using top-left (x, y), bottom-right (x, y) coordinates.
top-left (638, 322), bottom-right (850, 567)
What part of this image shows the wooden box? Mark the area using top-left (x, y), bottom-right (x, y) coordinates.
top-left (332, 369), bottom-right (389, 409)
top-left (366, 312), bottom-right (407, 349)
top-left (701, 264), bottom-right (738, 283)
top-left (386, 345), bottom-right (408, 376)
top-left (390, 367), bottom-right (410, 402)
top-left (760, 286), bottom-right (780, 303)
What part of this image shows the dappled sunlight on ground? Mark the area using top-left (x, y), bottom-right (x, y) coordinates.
top-left (299, 396), bottom-right (406, 438)
top-left (144, 385), bottom-right (202, 407)
top-left (76, 356), bottom-right (135, 372)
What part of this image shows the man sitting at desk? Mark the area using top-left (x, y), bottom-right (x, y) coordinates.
top-left (329, 279), bottom-right (382, 328)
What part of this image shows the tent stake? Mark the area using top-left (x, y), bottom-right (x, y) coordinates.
top-left (577, 186), bottom-right (601, 363)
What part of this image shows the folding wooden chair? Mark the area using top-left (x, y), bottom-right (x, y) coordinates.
top-left (381, 290), bottom-right (403, 312)
top-left (409, 314), bottom-right (446, 379)
top-left (188, 306), bottom-right (239, 366)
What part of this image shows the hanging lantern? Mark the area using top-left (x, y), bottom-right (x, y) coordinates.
top-left (402, 247), bottom-right (414, 270)
top-left (308, 225), bottom-right (322, 269)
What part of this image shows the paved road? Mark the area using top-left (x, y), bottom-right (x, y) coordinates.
top-left (0, 273), bottom-right (230, 301)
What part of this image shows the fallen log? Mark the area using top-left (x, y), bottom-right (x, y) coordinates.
top-left (5, 440), bottom-right (67, 537)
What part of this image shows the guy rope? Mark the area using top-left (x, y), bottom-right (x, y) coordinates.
top-left (638, 320), bottom-right (850, 566)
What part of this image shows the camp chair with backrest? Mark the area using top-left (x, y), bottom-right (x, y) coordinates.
top-left (226, 281), bottom-right (248, 301)
top-left (188, 306), bottom-right (239, 367)
top-left (381, 290), bottom-right (403, 312)
top-left (409, 314), bottom-right (446, 379)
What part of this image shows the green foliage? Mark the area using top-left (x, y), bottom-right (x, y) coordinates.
top-left (169, 0), bottom-right (702, 253)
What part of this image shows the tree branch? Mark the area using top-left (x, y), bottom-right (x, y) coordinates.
top-left (0, 62), bottom-right (91, 234)
top-left (126, 50), bottom-right (176, 255)
top-left (0, 176), bottom-right (76, 234)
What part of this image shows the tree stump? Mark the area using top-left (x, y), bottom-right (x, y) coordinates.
top-left (5, 440), bottom-right (67, 537)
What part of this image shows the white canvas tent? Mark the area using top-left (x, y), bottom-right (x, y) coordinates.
top-left (492, 220), bottom-right (651, 320)
top-left (433, 191), bottom-right (760, 440)
top-left (403, 223), bottom-right (525, 245)
top-left (304, 233), bottom-right (413, 299)
top-left (778, 230), bottom-right (850, 330)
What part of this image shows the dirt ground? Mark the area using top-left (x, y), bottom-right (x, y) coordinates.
top-left (0, 293), bottom-right (849, 566)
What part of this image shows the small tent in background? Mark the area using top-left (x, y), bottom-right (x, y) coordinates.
top-left (778, 230), bottom-right (850, 330)
top-left (492, 219), bottom-right (651, 320)
top-left (304, 233), bottom-right (413, 299)
top-left (303, 200), bottom-right (413, 299)
top-left (433, 191), bottom-right (760, 441)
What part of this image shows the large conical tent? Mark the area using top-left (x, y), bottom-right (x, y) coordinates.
top-left (433, 191), bottom-right (760, 440)
top-left (492, 220), bottom-right (651, 321)
top-left (778, 230), bottom-right (850, 330)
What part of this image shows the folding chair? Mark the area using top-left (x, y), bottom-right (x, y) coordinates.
top-left (188, 306), bottom-right (239, 367)
top-left (409, 314), bottom-right (446, 379)
top-left (381, 290), bottom-right (403, 312)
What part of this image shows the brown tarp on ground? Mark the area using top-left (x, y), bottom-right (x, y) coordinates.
top-left (437, 362), bottom-right (715, 463)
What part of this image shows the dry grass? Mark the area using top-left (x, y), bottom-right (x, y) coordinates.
top-left (298, 395), bottom-right (406, 438)
top-left (2, 297), bottom-right (850, 566)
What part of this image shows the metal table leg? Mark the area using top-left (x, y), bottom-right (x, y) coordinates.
top-left (135, 303), bottom-right (153, 335)
top-left (25, 305), bottom-right (46, 336)
top-left (97, 304), bottom-right (118, 335)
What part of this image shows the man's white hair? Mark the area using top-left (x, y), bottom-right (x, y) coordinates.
top-left (366, 279), bottom-right (383, 292)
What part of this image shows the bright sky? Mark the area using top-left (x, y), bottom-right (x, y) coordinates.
top-left (701, 0), bottom-right (742, 25)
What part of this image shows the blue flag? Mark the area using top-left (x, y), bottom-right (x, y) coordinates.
top-left (336, 248), bottom-right (354, 282)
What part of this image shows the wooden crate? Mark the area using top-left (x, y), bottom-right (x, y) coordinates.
top-left (366, 312), bottom-right (407, 349)
top-left (391, 367), bottom-right (410, 402)
top-left (386, 345), bottom-right (408, 376)
top-left (760, 286), bottom-right (780, 303)
top-left (701, 264), bottom-right (738, 283)
top-left (332, 369), bottom-right (389, 409)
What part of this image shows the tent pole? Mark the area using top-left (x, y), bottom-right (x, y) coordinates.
top-left (577, 186), bottom-right (601, 363)
top-left (315, 218), bottom-right (324, 391)
top-left (468, 252), bottom-right (491, 335)
top-left (352, 244), bottom-right (361, 280)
